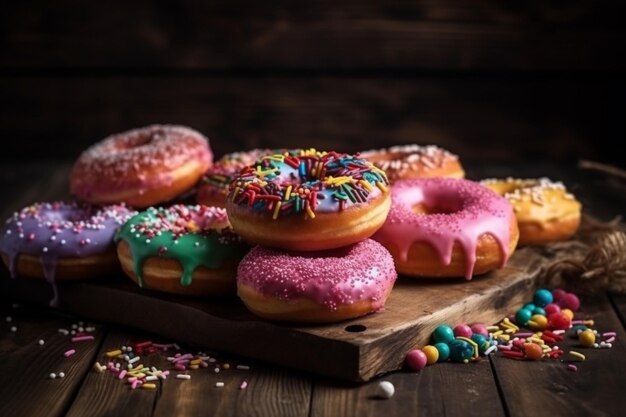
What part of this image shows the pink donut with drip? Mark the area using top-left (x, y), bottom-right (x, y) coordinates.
top-left (236, 239), bottom-right (397, 323)
top-left (373, 178), bottom-right (519, 279)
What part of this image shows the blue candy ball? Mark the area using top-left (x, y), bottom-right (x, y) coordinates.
top-left (434, 342), bottom-right (450, 362)
top-left (523, 303), bottom-right (536, 311)
top-left (449, 340), bottom-right (474, 363)
top-left (515, 308), bottom-right (533, 326)
top-left (471, 334), bottom-right (488, 354)
top-left (432, 325), bottom-right (455, 344)
top-left (533, 289), bottom-right (553, 308)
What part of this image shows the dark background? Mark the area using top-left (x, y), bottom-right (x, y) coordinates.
top-left (1, 1), bottom-right (624, 166)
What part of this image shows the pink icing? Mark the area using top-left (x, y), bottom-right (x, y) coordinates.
top-left (237, 239), bottom-right (397, 311)
top-left (373, 178), bottom-right (514, 279)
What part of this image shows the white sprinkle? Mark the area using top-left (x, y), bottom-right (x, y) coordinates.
top-left (128, 356), bottom-right (140, 364)
top-left (215, 382), bottom-right (224, 387)
top-left (38, 339), bottom-right (45, 346)
top-left (236, 365), bottom-right (250, 371)
top-left (58, 328), bottom-right (69, 335)
top-left (239, 381), bottom-right (248, 390)
top-left (42, 247), bottom-right (48, 253)
top-left (71, 324), bottom-right (78, 329)
top-left (60, 240), bottom-right (66, 245)
top-left (214, 367), bottom-right (220, 373)
top-left (375, 381), bottom-right (395, 399)
top-left (5, 316), bottom-right (11, 322)
top-left (49, 373), bottom-right (56, 379)
top-left (10, 326), bottom-right (17, 332)
top-left (145, 375), bottom-right (158, 381)
top-left (58, 372), bottom-right (65, 378)
top-left (78, 327), bottom-right (84, 332)
top-left (484, 344), bottom-right (498, 355)
top-left (176, 374), bottom-right (191, 380)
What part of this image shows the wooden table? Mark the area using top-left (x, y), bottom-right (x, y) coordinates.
top-left (1, 161), bottom-right (625, 417)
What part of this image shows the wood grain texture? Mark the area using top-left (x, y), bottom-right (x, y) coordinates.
top-left (0, 243), bottom-right (549, 382)
top-left (0, 302), bottom-right (105, 417)
top-left (65, 330), bottom-right (161, 417)
top-left (1, 1), bottom-right (624, 70)
top-left (311, 361), bottom-right (505, 417)
top-left (1, 76), bottom-right (622, 163)
top-left (153, 363), bottom-right (311, 417)
top-left (609, 293), bottom-right (626, 329)
top-left (490, 293), bottom-right (626, 417)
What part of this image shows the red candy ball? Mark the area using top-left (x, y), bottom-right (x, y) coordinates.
top-left (453, 324), bottom-right (473, 339)
top-left (405, 349), bottom-right (428, 371)
top-left (548, 312), bottom-right (571, 330)
top-left (544, 303), bottom-right (561, 316)
top-left (470, 323), bottom-right (489, 337)
top-left (552, 288), bottom-right (567, 303)
top-left (560, 293), bottom-right (580, 311)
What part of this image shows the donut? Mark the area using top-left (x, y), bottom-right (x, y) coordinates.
top-left (359, 144), bottom-right (464, 182)
top-left (0, 202), bottom-right (135, 306)
top-left (481, 178), bottom-right (582, 245)
top-left (115, 205), bottom-right (249, 296)
top-left (226, 149), bottom-right (391, 251)
top-left (197, 148), bottom-right (275, 208)
top-left (71, 125), bottom-right (213, 208)
top-left (236, 239), bottom-right (397, 323)
top-left (372, 178), bottom-right (519, 279)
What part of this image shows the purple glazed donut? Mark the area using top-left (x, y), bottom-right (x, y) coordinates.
top-left (0, 202), bottom-right (135, 305)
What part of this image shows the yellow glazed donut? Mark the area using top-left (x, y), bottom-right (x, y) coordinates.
top-left (481, 177), bottom-right (582, 245)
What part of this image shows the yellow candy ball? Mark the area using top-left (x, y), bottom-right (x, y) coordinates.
top-left (422, 345), bottom-right (439, 365)
top-left (579, 329), bottom-right (596, 347)
top-left (528, 314), bottom-right (548, 330)
top-left (561, 308), bottom-right (574, 320)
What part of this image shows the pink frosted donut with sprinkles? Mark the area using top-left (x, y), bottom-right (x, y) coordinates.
top-left (237, 239), bottom-right (397, 323)
top-left (226, 149), bottom-right (391, 251)
top-left (197, 148), bottom-right (276, 208)
top-left (71, 125), bottom-right (213, 208)
top-left (0, 202), bottom-right (135, 306)
top-left (373, 178), bottom-right (519, 279)
top-left (359, 144), bottom-right (465, 183)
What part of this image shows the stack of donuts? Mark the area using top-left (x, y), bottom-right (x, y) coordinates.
top-left (0, 125), bottom-right (583, 324)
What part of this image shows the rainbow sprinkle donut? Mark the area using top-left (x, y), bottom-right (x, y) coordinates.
top-left (226, 149), bottom-right (391, 251)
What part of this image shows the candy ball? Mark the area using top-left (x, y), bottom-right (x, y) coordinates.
top-left (375, 381), bottom-right (395, 399)
top-left (552, 288), bottom-right (567, 303)
top-left (434, 342), bottom-right (450, 362)
top-left (453, 324), bottom-right (473, 339)
top-left (579, 329), bottom-right (596, 347)
top-left (533, 289), bottom-right (553, 308)
top-left (422, 345), bottom-right (439, 365)
top-left (523, 303), bottom-right (536, 311)
top-left (524, 343), bottom-right (544, 360)
top-left (448, 340), bottom-right (474, 363)
top-left (515, 308), bottom-right (533, 326)
top-left (405, 349), bottom-right (428, 371)
top-left (560, 293), bottom-right (580, 311)
top-left (548, 312), bottom-right (571, 330)
top-left (572, 324), bottom-right (587, 335)
top-left (470, 323), bottom-right (489, 337)
top-left (528, 314), bottom-right (548, 330)
top-left (471, 334), bottom-right (488, 354)
top-left (532, 307), bottom-right (546, 316)
top-left (544, 303), bottom-right (561, 316)
top-left (432, 325), bottom-right (455, 344)
top-left (561, 308), bottom-right (574, 320)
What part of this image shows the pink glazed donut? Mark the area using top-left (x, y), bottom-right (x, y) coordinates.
top-left (236, 239), bottom-right (397, 323)
top-left (373, 178), bottom-right (519, 279)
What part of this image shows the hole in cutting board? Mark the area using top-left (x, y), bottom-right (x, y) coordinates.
top-left (344, 324), bottom-right (367, 333)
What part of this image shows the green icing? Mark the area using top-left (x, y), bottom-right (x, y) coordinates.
top-left (115, 208), bottom-right (249, 288)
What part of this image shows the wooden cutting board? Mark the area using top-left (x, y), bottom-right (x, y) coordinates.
top-left (1, 245), bottom-right (555, 381)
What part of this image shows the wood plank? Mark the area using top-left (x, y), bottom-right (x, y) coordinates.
top-left (608, 293), bottom-right (626, 330)
top-left (65, 328), bottom-right (312, 417)
top-left (0, 302), bottom-right (105, 417)
top-left (1, 1), bottom-right (624, 70)
top-left (311, 361), bottom-right (505, 417)
top-left (490, 293), bottom-right (626, 417)
top-left (1, 76), bottom-right (622, 165)
top-left (1, 243), bottom-right (549, 382)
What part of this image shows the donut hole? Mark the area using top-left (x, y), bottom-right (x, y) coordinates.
top-left (345, 324), bottom-right (367, 333)
top-left (412, 201), bottom-right (461, 215)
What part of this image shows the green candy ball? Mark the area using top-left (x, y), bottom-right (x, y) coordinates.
top-left (432, 325), bottom-right (455, 344)
top-left (515, 308), bottom-right (533, 326)
top-left (449, 340), bottom-right (474, 363)
top-left (434, 342), bottom-right (450, 362)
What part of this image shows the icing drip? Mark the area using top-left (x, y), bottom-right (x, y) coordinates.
top-left (0, 202), bottom-right (135, 306)
top-left (237, 239), bottom-right (397, 311)
top-left (115, 205), bottom-right (248, 287)
top-left (373, 178), bottom-right (515, 279)
top-left (228, 149), bottom-right (389, 219)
